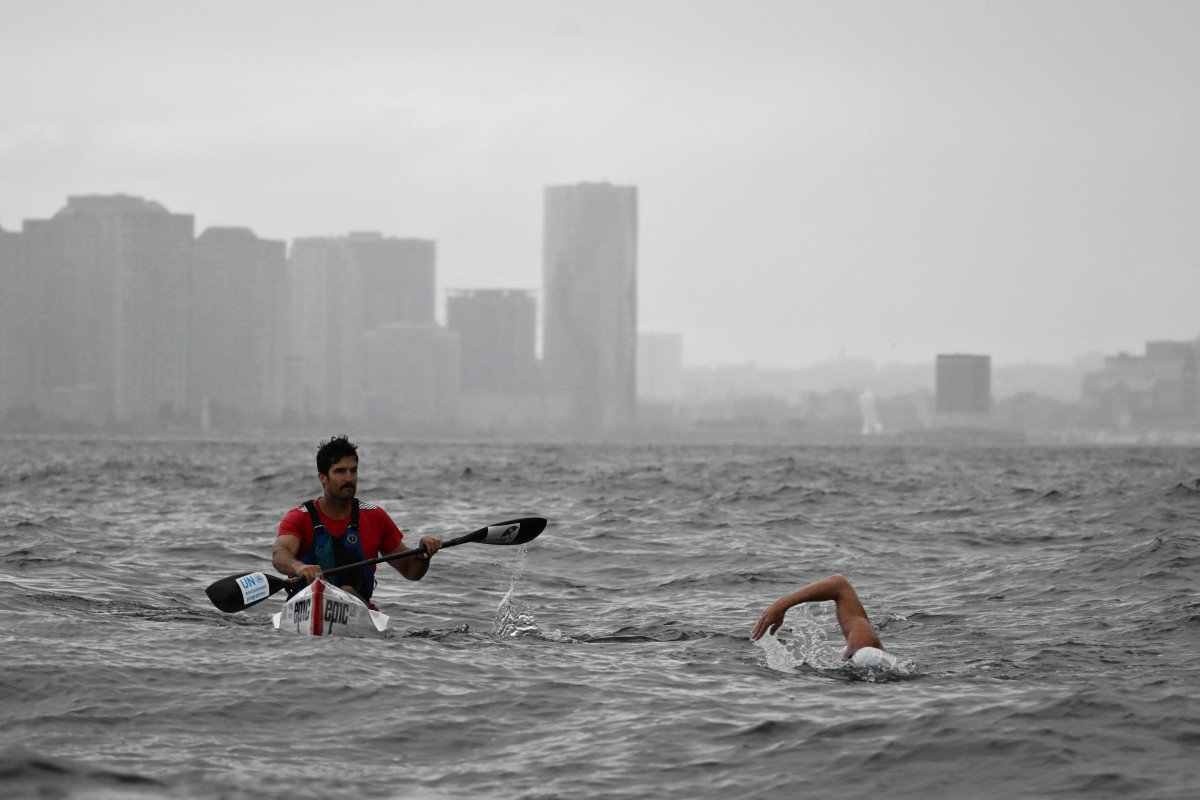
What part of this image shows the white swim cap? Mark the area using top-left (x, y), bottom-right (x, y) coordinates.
top-left (850, 646), bottom-right (899, 670)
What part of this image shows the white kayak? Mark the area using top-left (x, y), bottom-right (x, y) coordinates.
top-left (271, 579), bottom-right (390, 637)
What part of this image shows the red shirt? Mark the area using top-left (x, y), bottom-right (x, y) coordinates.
top-left (277, 500), bottom-right (405, 558)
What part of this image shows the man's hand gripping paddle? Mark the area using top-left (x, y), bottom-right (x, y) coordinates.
top-left (204, 517), bottom-right (547, 613)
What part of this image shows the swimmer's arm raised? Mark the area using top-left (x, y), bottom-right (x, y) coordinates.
top-left (751, 574), bottom-right (879, 648)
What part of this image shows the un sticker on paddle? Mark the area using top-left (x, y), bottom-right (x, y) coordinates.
top-left (205, 516), bottom-right (547, 614)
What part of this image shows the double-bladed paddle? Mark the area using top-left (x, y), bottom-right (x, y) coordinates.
top-left (205, 516), bottom-right (547, 613)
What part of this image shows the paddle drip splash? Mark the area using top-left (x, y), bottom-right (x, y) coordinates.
top-left (491, 545), bottom-right (538, 638)
top-left (490, 545), bottom-right (563, 640)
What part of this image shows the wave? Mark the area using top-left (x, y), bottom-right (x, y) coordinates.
top-left (0, 748), bottom-right (166, 798)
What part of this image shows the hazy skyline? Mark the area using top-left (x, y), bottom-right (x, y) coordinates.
top-left (3, 0), bottom-right (1198, 367)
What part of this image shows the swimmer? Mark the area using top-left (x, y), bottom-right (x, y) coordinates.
top-left (751, 574), bottom-right (893, 668)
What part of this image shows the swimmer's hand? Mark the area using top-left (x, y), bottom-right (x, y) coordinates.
top-left (751, 602), bottom-right (788, 640)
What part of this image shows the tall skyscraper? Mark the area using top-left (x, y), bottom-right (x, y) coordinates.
top-left (363, 323), bottom-right (460, 429)
top-left (0, 225), bottom-right (27, 417)
top-left (936, 354), bottom-right (992, 415)
top-left (191, 227), bottom-right (287, 427)
top-left (286, 237), bottom-right (364, 423)
top-left (446, 289), bottom-right (537, 394)
top-left (21, 195), bottom-right (193, 424)
top-left (543, 182), bottom-right (638, 431)
top-left (285, 232), bottom-right (439, 424)
top-left (345, 232), bottom-right (436, 328)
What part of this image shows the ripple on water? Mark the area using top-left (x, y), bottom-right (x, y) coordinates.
top-left (2, 440), bottom-right (1200, 799)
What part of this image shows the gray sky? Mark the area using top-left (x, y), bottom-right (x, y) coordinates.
top-left (3, 0), bottom-right (1197, 367)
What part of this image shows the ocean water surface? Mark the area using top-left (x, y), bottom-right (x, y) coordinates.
top-left (1, 437), bottom-right (1198, 798)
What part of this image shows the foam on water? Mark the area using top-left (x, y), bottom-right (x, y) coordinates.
top-left (489, 544), bottom-right (569, 642)
top-left (753, 608), bottom-right (917, 681)
top-left (753, 629), bottom-right (803, 673)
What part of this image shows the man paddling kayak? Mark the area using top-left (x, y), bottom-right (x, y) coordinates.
top-left (272, 435), bottom-right (441, 603)
top-left (751, 574), bottom-right (892, 666)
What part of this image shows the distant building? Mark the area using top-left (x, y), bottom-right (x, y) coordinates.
top-left (858, 389), bottom-right (884, 435)
top-left (345, 232), bottom-right (436, 328)
top-left (543, 182), bottom-right (638, 431)
top-left (1082, 340), bottom-right (1199, 428)
top-left (0, 225), bottom-right (27, 418)
top-left (935, 354), bottom-right (991, 416)
top-left (637, 332), bottom-right (683, 404)
top-left (286, 231), bottom-right (440, 425)
top-left (191, 227), bottom-right (287, 427)
top-left (287, 238), bottom-right (365, 423)
top-left (363, 323), bottom-right (460, 429)
top-left (446, 289), bottom-right (537, 394)
top-left (20, 195), bottom-right (193, 425)
top-left (447, 289), bottom-right (541, 431)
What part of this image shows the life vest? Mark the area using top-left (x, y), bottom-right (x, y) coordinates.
top-left (298, 498), bottom-right (376, 601)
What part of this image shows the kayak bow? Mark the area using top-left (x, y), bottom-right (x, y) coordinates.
top-left (271, 579), bottom-right (390, 637)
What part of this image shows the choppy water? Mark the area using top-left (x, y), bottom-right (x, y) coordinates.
top-left (1, 437), bottom-right (1199, 799)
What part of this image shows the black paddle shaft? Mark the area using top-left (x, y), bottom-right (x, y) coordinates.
top-left (205, 516), bottom-right (546, 613)
top-left (316, 515), bottom-right (545, 579)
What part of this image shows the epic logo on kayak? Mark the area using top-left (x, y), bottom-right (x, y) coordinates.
top-left (292, 598), bottom-right (312, 625)
top-left (324, 600), bottom-right (350, 626)
top-left (290, 597), bottom-right (351, 630)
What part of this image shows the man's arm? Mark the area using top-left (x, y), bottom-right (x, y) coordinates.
top-left (389, 536), bottom-right (443, 580)
top-left (751, 574), bottom-right (882, 652)
top-left (272, 534), bottom-right (321, 583)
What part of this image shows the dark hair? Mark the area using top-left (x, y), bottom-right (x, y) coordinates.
top-left (316, 435), bottom-right (358, 475)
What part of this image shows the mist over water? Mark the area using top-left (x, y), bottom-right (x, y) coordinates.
top-left (2, 437), bottom-right (1198, 798)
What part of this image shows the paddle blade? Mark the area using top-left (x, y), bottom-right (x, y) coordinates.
top-left (205, 571), bottom-right (293, 613)
top-left (477, 516), bottom-right (547, 545)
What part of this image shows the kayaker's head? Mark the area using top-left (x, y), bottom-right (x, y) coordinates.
top-left (317, 435), bottom-right (358, 502)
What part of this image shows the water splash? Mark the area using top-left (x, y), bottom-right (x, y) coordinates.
top-left (492, 589), bottom-right (543, 639)
top-left (753, 606), bottom-right (917, 679)
top-left (490, 546), bottom-right (541, 639)
top-left (755, 628), bottom-right (917, 679)
top-left (753, 630), bottom-right (801, 673)
top-left (487, 545), bottom-right (572, 641)
top-left (848, 653), bottom-right (919, 682)
top-left (753, 605), bottom-right (844, 672)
